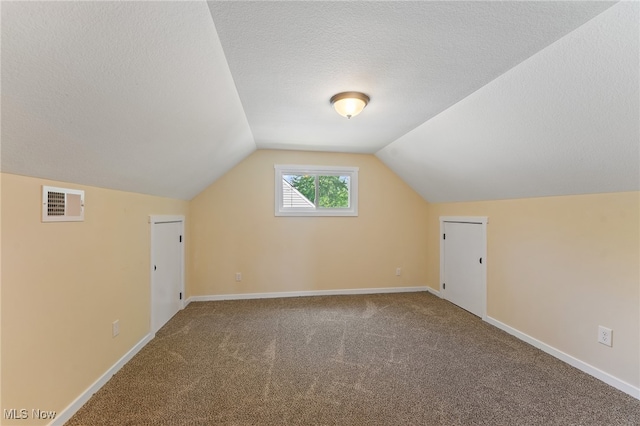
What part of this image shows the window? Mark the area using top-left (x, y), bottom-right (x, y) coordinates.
top-left (275, 165), bottom-right (358, 216)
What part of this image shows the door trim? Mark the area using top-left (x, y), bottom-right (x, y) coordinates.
top-left (149, 215), bottom-right (185, 333)
top-left (439, 216), bottom-right (488, 320)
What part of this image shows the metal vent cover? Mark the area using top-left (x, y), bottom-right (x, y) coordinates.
top-left (42, 186), bottom-right (84, 222)
top-left (47, 191), bottom-right (65, 216)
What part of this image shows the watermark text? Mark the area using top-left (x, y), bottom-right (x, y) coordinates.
top-left (3, 408), bottom-right (57, 420)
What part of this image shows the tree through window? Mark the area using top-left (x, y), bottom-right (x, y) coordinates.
top-left (275, 166), bottom-right (358, 216)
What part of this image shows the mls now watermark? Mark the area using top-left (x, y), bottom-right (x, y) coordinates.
top-left (4, 408), bottom-right (57, 420)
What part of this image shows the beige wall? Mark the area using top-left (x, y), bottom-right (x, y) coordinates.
top-left (427, 192), bottom-right (640, 387)
top-left (0, 172), bottom-right (3, 415)
top-left (0, 173), bottom-right (188, 424)
top-left (2, 163), bottom-right (637, 422)
top-left (189, 150), bottom-right (430, 296)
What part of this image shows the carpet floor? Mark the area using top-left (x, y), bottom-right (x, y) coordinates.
top-left (67, 292), bottom-right (640, 425)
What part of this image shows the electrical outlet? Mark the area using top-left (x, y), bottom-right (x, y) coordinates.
top-left (235, 272), bottom-right (242, 282)
top-left (598, 326), bottom-right (612, 347)
top-left (395, 267), bottom-right (401, 276)
top-left (112, 320), bottom-right (120, 338)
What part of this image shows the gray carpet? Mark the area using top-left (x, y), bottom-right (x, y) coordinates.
top-left (67, 292), bottom-right (640, 425)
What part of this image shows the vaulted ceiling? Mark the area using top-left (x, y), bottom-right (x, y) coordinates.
top-left (2, 1), bottom-right (637, 201)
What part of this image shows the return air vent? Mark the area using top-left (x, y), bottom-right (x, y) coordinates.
top-left (42, 186), bottom-right (84, 222)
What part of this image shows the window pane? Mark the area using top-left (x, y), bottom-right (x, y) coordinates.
top-left (282, 174), bottom-right (315, 208)
top-left (275, 165), bottom-right (358, 216)
top-left (318, 175), bottom-right (350, 208)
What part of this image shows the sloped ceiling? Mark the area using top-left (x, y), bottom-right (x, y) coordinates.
top-left (377, 1), bottom-right (639, 202)
top-left (2, 1), bottom-right (636, 202)
top-left (1, 1), bottom-right (255, 200)
top-left (208, 1), bottom-right (615, 154)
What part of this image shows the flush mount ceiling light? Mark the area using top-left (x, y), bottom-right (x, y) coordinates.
top-left (330, 92), bottom-right (370, 119)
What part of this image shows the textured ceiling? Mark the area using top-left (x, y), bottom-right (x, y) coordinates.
top-left (377, 1), bottom-right (639, 202)
top-left (208, 1), bottom-right (614, 153)
top-left (2, 1), bottom-right (636, 202)
top-left (1, 1), bottom-right (255, 200)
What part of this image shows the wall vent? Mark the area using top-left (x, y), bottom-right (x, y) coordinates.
top-left (42, 186), bottom-right (84, 222)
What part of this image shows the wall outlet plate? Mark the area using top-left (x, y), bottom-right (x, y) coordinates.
top-left (598, 326), bottom-right (612, 347)
top-left (112, 320), bottom-right (120, 338)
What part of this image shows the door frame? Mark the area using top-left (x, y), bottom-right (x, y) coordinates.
top-left (439, 216), bottom-right (488, 320)
top-left (149, 215), bottom-right (185, 334)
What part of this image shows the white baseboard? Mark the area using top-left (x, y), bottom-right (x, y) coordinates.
top-left (485, 316), bottom-right (639, 400)
top-left (425, 286), bottom-right (441, 297)
top-left (51, 333), bottom-right (155, 426)
top-left (186, 286), bottom-right (428, 305)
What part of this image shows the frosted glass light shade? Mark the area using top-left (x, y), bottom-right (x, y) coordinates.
top-left (330, 92), bottom-right (370, 119)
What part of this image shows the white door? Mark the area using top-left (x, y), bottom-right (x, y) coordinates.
top-left (152, 221), bottom-right (183, 332)
top-left (442, 221), bottom-right (484, 317)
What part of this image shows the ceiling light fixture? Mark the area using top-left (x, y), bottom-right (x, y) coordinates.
top-left (330, 92), bottom-right (370, 119)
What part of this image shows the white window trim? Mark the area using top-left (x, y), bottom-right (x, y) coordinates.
top-left (274, 164), bottom-right (359, 217)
